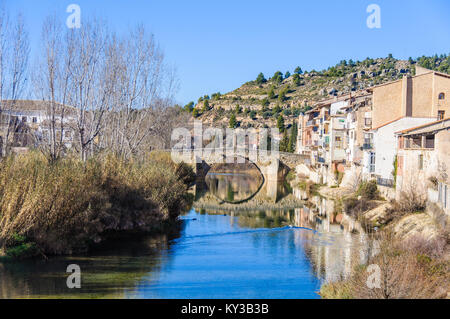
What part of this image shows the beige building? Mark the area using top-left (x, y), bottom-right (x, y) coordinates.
top-left (370, 66), bottom-right (450, 129)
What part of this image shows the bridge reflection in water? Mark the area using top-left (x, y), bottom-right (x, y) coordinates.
top-left (195, 165), bottom-right (375, 285)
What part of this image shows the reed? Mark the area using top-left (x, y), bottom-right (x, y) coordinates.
top-left (0, 151), bottom-right (194, 257)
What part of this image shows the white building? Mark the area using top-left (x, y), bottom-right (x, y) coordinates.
top-left (367, 117), bottom-right (437, 184)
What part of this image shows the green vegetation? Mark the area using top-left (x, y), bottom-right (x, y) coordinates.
top-left (229, 113), bottom-right (237, 128)
top-left (272, 71), bottom-right (283, 83)
top-left (276, 115), bottom-right (285, 132)
top-left (211, 92), bottom-right (221, 100)
top-left (278, 87), bottom-right (288, 102)
top-left (194, 54), bottom-right (450, 131)
top-left (294, 66), bottom-right (303, 74)
top-left (0, 151), bottom-right (194, 258)
top-left (417, 54), bottom-right (450, 74)
top-left (288, 121), bottom-right (298, 153)
top-left (256, 72), bottom-right (266, 84)
top-left (279, 131), bottom-right (289, 152)
top-left (202, 99), bottom-right (210, 112)
top-left (184, 101), bottom-right (194, 113)
top-left (267, 86), bottom-right (275, 99)
top-left (292, 73), bottom-right (301, 86)
top-left (192, 108), bottom-right (200, 118)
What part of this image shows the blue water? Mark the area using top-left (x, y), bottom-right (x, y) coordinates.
top-left (0, 206), bottom-right (359, 299)
top-left (130, 210), bottom-right (321, 299)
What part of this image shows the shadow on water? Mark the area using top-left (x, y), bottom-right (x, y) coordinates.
top-left (0, 229), bottom-right (182, 299)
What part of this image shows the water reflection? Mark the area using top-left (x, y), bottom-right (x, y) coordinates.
top-left (0, 234), bottom-right (177, 299)
top-left (0, 173), bottom-right (371, 299)
top-left (205, 172), bottom-right (263, 203)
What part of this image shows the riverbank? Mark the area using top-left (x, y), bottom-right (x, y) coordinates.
top-left (313, 180), bottom-right (450, 299)
top-left (0, 151), bottom-right (194, 260)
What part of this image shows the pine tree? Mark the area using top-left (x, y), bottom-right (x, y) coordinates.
top-left (202, 100), bottom-right (210, 112)
top-left (292, 73), bottom-right (301, 86)
top-left (229, 113), bottom-right (237, 128)
top-left (288, 122), bottom-right (298, 153)
top-left (256, 72), bottom-right (266, 84)
top-left (276, 115), bottom-right (285, 132)
top-left (280, 131), bottom-right (289, 152)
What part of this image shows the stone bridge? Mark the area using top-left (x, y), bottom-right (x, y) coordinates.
top-left (169, 148), bottom-right (309, 182)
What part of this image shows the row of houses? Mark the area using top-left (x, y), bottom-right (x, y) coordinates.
top-left (296, 66), bottom-right (450, 215)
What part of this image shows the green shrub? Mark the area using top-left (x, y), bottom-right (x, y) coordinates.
top-left (356, 180), bottom-right (379, 200)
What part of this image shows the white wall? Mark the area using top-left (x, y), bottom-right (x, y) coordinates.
top-left (374, 117), bottom-right (435, 180)
top-left (330, 101), bottom-right (348, 115)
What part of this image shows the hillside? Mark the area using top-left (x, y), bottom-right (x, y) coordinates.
top-left (188, 54), bottom-right (450, 130)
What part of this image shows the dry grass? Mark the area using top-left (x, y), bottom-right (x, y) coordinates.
top-left (0, 151), bottom-right (194, 257)
top-left (320, 233), bottom-right (449, 299)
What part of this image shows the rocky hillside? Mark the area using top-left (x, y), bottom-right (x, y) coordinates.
top-left (188, 54), bottom-right (450, 129)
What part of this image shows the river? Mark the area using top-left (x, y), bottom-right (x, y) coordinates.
top-left (0, 169), bottom-right (370, 299)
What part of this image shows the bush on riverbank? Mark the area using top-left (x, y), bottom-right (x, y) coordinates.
top-left (320, 233), bottom-right (449, 299)
top-left (342, 180), bottom-right (380, 220)
top-left (0, 151), bottom-right (194, 258)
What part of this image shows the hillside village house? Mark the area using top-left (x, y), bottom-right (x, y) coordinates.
top-left (296, 66), bottom-right (450, 200)
top-left (297, 91), bottom-right (373, 184)
top-left (0, 100), bottom-right (76, 153)
top-left (396, 118), bottom-right (450, 214)
top-left (364, 66), bottom-right (450, 192)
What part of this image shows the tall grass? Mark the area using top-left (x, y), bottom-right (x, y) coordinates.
top-left (0, 151), bottom-right (194, 257)
top-left (320, 233), bottom-right (449, 299)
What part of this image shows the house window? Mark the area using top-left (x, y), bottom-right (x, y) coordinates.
top-left (418, 154), bottom-right (423, 170)
top-left (22, 116), bottom-right (27, 122)
top-left (32, 117), bottom-right (37, 123)
top-left (64, 130), bottom-right (71, 138)
top-left (426, 135), bottom-right (435, 149)
top-left (364, 117), bottom-right (372, 126)
top-left (369, 152), bottom-right (376, 173)
top-left (438, 92), bottom-right (445, 100)
top-left (438, 110), bottom-right (445, 120)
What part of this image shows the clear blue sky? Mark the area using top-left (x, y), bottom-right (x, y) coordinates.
top-left (4, 0), bottom-right (450, 105)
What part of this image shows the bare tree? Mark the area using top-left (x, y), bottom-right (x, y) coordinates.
top-left (0, 11), bottom-right (29, 156)
top-left (34, 15), bottom-right (74, 162)
top-left (100, 26), bottom-right (181, 158)
top-left (63, 19), bottom-right (113, 161)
